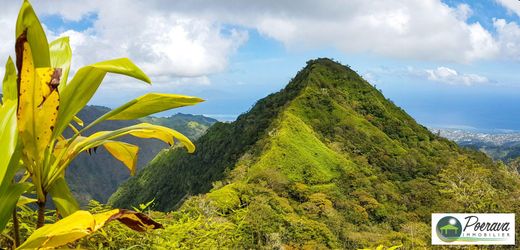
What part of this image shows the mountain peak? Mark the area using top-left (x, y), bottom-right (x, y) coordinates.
top-left (283, 57), bottom-right (370, 95)
top-left (306, 57), bottom-right (351, 70)
top-left (110, 59), bottom-right (514, 248)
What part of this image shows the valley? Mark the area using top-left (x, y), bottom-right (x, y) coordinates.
top-left (65, 105), bottom-right (217, 205)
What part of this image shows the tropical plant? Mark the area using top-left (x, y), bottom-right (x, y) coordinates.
top-left (0, 66), bottom-right (31, 245)
top-left (1, 0), bottom-right (202, 248)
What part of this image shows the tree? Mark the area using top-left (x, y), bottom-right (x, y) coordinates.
top-left (437, 156), bottom-right (498, 212)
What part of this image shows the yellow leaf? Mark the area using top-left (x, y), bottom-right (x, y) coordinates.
top-left (15, 0), bottom-right (50, 68)
top-left (49, 137), bottom-right (142, 183)
top-left (16, 33), bottom-right (61, 165)
top-left (53, 58), bottom-right (151, 140)
top-left (103, 141), bottom-right (139, 175)
top-left (73, 123), bottom-right (195, 155)
top-left (17, 195), bottom-right (37, 207)
top-left (17, 209), bottom-right (162, 249)
top-left (127, 124), bottom-right (195, 153)
top-left (72, 115), bottom-right (84, 127)
top-left (107, 93), bottom-right (204, 120)
top-left (81, 93), bottom-right (204, 133)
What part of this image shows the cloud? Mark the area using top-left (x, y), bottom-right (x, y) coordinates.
top-left (75, 4), bottom-right (248, 79)
top-left (365, 66), bottom-right (489, 86)
top-left (0, 1), bottom-right (19, 81)
top-left (0, 0), bottom-right (519, 88)
top-left (0, 0), bottom-right (249, 84)
top-left (135, 0), bottom-right (502, 62)
top-left (495, 0), bottom-right (520, 17)
top-left (425, 67), bottom-right (488, 86)
top-left (493, 18), bottom-right (520, 60)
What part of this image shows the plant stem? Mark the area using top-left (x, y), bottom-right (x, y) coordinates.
top-left (12, 208), bottom-right (20, 247)
top-left (37, 201), bottom-right (46, 228)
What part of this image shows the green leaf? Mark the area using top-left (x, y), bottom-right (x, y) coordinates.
top-left (0, 183), bottom-right (31, 231)
top-left (109, 93), bottom-right (203, 120)
top-left (2, 57), bottom-right (17, 103)
top-left (17, 195), bottom-right (37, 207)
top-left (72, 115), bottom-right (84, 127)
top-left (15, 0), bottom-right (50, 68)
top-left (49, 36), bottom-right (72, 91)
top-left (48, 177), bottom-right (79, 217)
top-left (388, 245), bottom-right (403, 250)
top-left (84, 93), bottom-right (204, 131)
top-left (0, 104), bottom-right (27, 232)
top-left (0, 101), bottom-right (18, 183)
top-left (91, 59), bottom-right (151, 83)
top-left (53, 58), bottom-right (151, 140)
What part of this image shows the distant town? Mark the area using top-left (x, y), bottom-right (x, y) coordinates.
top-left (433, 128), bottom-right (520, 146)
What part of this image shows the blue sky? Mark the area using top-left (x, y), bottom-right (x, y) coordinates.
top-left (2, 0), bottom-right (520, 130)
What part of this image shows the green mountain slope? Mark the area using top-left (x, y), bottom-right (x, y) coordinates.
top-left (112, 58), bottom-right (520, 248)
top-left (65, 106), bottom-right (217, 205)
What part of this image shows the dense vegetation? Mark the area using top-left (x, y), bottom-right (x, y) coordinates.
top-left (111, 58), bottom-right (520, 248)
top-left (459, 140), bottom-right (520, 162)
top-left (65, 106), bottom-right (217, 205)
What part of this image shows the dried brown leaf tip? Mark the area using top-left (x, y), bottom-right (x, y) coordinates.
top-left (110, 209), bottom-right (164, 232)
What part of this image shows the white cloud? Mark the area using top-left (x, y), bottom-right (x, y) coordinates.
top-left (365, 65), bottom-right (489, 86)
top-left (426, 66), bottom-right (488, 86)
top-left (495, 0), bottom-right (520, 17)
top-left (493, 18), bottom-right (520, 60)
top-left (0, 1), bottom-right (19, 82)
top-left (0, 0), bottom-right (249, 85)
top-left (0, 0), bottom-right (519, 89)
top-left (139, 0), bottom-right (501, 62)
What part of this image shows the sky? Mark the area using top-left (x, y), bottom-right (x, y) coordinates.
top-left (1, 0), bottom-right (520, 131)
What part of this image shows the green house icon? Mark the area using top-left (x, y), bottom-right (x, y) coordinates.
top-left (440, 224), bottom-right (459, 235)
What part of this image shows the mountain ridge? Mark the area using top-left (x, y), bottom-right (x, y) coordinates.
top-left (103, 59), bottom-right (520, 247)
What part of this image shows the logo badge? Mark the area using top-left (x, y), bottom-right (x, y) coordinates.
top-left (436, 216), bottom-right (462, 242)
top-left (432, 213), bottom-right (515, 245)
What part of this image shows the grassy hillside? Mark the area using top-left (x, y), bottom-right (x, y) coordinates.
top-left (65, 106), bottom-right (217, 205)
top-left (109, 59), bottom-right (520, 248)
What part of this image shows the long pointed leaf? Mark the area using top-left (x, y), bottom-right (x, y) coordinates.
top-left (49, 36), bottom-right (72, 91)
top-left (0, 101), bottom-right (26, 232)
top-left (17, 195), bottom-right (37, 207)
top-left (54, 58), bottom-right (151, 140)
top-left (17, 209), bottom-right (162, 249)
top-left (103, 141), bottom-right (139, 175)
top-left (75, 123), bottom-right (195, 154)
top-left (16, 36), bottom-right (61, 165)
top-left (0, 101), bottom-right (18, 182)
top-left (48, 177), bottom-right (79, 217)
top-left (15, 0), bottom-right (50, 68)
top-left (2, 57), bottom-right (17, 103)
top-left (83, 93), bottom-right (203, 132)
top-left (0, 183), bottom-right (31, 231)
top-left (49, 123), bottom-right (193, 185)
